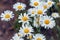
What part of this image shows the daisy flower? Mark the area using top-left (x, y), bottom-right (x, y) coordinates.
top-left (33, 34), bottom-right (46, 40)
top-left (51, 12), bottom-right (60, 18)
top-left (41, 2), bottom-right (49, 11)
top-left (40, 16), bottom-right (55, 29)
top-left (47, 0), bottom-right (55, 7)
top-left (0, 10), bottom-right (14, 21)
top-left (36, 8), bottom-right (46, 16)
top-left (27, 8), bottom-right (36, 17)
top-left (11, 33), bottom-right (24, 40)
top-left (30, 0), bottom-right (40, 7)
top-left (18, 13), bottom-right (30, 24)
top-left (19, 24), bottom-right (34, 36)
top-left (13, 2), bottom-right (26, 11)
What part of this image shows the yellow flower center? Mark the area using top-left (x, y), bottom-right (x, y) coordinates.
top-left (44, 20), bottom-right (50, 24)
top-left (37, 37), bottom-right (42, 40)
top-left (5, 14), bottom-right (10, 19)
top-left (37, 10), bottom-right (43, 15)
top-left (24, 28), bottom-right (29, 33)
top-left (43, 5), bottom-right (47, 9)
top-left (17, 5), bottom-right (22, 10)
top-left (34, 2), bottom-right (39, 6)
top-left (32, 11), bottom-right (35, 14)
top-left (22, 16), bottom-right (28, 21)
top-left (48, 1), bottom-right (52, 6)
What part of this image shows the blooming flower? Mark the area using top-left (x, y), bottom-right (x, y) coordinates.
top-left (27, 8), bottom-right (36, 17)
top-left (40, 16), bottom-right (55, 29)
top-left (51, 12), bottom-right (60, 18)
top-left (18, 13), bottom-right (30, 24)
top-left (30, 0), bottom-right (40, 7)
top-left (41, 2), bottom-right (49, 11)
top-left (13, 2), bottom-right (26, 11)
top-left (0, 10), bottom-right (14, 21)
top-left (35, 8), bottom-right (46, 16)
top-left (19, 24), bottom-right (34, 36)
top-left (47, 0), bottom-right (55, 7)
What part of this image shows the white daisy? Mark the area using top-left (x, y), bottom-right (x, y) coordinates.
top-left (40, 16), bottom-right (55, 29)
top-left (47, 0), bottom-right (55, 7)
top-left (51, 12), bottom-right (60, 18)
top-left (13, 2), bottom-right (26, 11)
top-left (33, 34), bottom-right (46, 40)
top-left (0, 10), bottom-right (14, 21)
top-left (11, 33), bottom-right (24, 40)
top-left (19, 24), bottom-right (34, 36)
top-left (30, 0), bottom-right (40, 7)
top-left (41, 2), bottom-right (49, 11)
top-left (27, 8), bottom-right (36, 17)
top-left (18, 13), bottom-right (30, 24)
top-left (36, 8), bottom-right (46, 16)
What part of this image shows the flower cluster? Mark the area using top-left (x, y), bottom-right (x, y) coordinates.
top-left (0, 0), bottom-right (60, 40)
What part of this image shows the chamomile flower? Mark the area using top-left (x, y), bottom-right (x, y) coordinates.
top-left (30, 0), bottom-right (40, 7)
top-left (36, 8), bottom-right (46, 16)
top-left (18, 13), bottom-right (30, 24)
top-left (42, 2), bottom-right (49, 11)
top-left (13, 2), bottom-right (26, 11)
top-left (27, 8), bottom-right (36, 17)
top-left (51, 12), bottom-right (60, 18)
top-left (19, 24), bottom-right (34, 36)
top-left (47, 0), bottom-right (55, 7)
top-left (40, 16), bottom-right (55, 29)
top-left (0, 10), bottom-right (14, 21)
top-left (11, 33), bottom-right (24, 40)
top-left (33, 34), bottom-right (46, 40)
